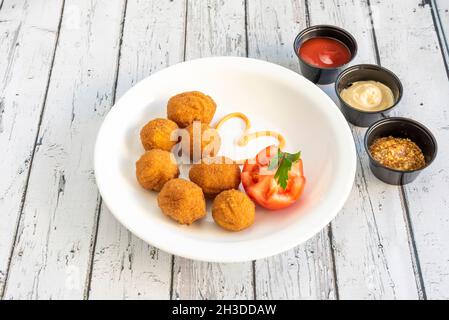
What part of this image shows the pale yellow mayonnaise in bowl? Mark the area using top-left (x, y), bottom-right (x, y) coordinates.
top-left (340, 80), bottom-right (394, 112)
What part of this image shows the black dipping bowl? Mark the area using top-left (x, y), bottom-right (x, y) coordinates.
top-left (335, 64), bottom-right (403, 127)
top-left (364, 117), bottom-right (437, 185)
top-left (294, 25), bottom-right (357, 84)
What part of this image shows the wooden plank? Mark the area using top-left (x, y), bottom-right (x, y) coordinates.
top-left (184, 0), bottom-right (246, 60)
top-left (0, 0), bottom-right (63, 297)
top-left (254, 233), bottom-right (336, 299)
top-left (3, 0), bottom-right (126, 299)
top-left (307, 0), bottom-right (420, 299)
top-left (88, 215), bottom-right (172, 300)
top-left (173, 262), bottom-right (253, 299)
top-left (172, 0), bottom-right (254, 300)
top-left (246, 0), bottom-right (337, 299)
top-left (88, 0), bottom-right (186, 300)
top-left (372, 0), bottom-right (449, 299)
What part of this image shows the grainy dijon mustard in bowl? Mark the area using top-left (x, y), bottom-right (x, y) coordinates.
top-left (369, 136), bottom-right (425, 171)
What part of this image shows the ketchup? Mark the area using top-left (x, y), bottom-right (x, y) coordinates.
top-left (299, 37), bottom-right (351, 68)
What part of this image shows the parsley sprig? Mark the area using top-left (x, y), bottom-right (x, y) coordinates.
top-left (268, 150), bottom-right (301, 190)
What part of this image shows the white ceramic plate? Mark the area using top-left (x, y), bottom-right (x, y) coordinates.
top-left (95, 57), bottom-right (356, 262)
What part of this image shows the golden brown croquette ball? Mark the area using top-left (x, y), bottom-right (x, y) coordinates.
top-left (184, 121), bottom-right (221, 161)
top-left (189, 156), bottom-right (241, 198)
top-left (212, 190), bottom-right (255, 231)
top-left (157, 179), bottom-right (206, 225)
top-left (136, 149), bottom-right (179, 191)
top-left (140, 118), bottom-right (179, 152)
top-left (167, 91), bottom-right (217, 128)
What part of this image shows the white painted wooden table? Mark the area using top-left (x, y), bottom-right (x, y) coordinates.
top-left (0, 0), bottom-right (448, 300)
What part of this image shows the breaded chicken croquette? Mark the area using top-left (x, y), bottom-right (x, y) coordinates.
top-left (189, 156), bottom-right (241, 198)
top-left (212, 190), bottom-right (255, 231)
top-left (140, 118), bottom-right (179, 152)
top-left (157, 179), bottom-right (206, 225)
top-left (136, 149), bottom-right (179, 191)
top-left (167, 91), bottom-right (217, 128)
top-left (184, 121), bottom-right (221, 161)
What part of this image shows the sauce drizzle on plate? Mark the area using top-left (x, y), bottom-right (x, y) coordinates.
top-left (215, 112), bottom-right (286, 150)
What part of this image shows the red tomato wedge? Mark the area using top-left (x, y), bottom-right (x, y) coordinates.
top-left (241, 145), bottom-right (306, 210)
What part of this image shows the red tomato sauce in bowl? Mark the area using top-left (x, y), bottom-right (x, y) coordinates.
top-left (298, 37), bottom-right (351, 68)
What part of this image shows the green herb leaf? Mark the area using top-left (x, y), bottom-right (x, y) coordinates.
top-left (268, 150), bottom-right (281, 170)
top-left (285, 151), bottom-right (301, 163)
top-left (269, 150), bottom-right (301, 190)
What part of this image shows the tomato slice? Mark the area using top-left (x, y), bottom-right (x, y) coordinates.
top-left (241, 145), bottom-right (306, 210)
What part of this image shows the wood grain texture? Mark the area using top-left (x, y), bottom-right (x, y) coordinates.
top-left (255, 232), bottom-right (336, 300)
top-left (172, 0), bottom-right (254, 300)
top-left (308, 0), bottom-right (419, 299)
top-left (0, 0), bottom-right (447, 300)
top-left (173, 261), bottom-right (254, 299)
top-left (246, 0), bottom-right (337, 299)
top-left (372, 0), bottom-right (449, 299)
top-left (0, 0), bottom-right (64, 297)
top-left (88, 0), bottom-right (186, 300)
top-left (184, 0), bottom-right (246, 61)
top-left (3, 0), bottom-right (126, 299)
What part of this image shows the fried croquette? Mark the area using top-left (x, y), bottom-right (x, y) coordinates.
top-left (189, 156), bottom-right (241, 198)
top-left (167, 91), bottom-right (217, 128)
top-left (157, 179), bottom-right (206, 225)
top-left (136, 149), bottom-right (179, 191)
top-left (140, 118), bottom-right (179, 152)
top-left (212, 190), bottom-right (255, 231)
top-left (184, 121), bottom-right (221, 161)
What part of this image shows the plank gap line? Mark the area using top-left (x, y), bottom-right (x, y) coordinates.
top-left (251, 260), bottom-right (256, 300)
top-left (182, 0), bottom-right (188, 62)
top-left (430, 0), bottom-right (449, 79)
top-left (169, 255), bottom-right (175, 300)
top-left (84, 194), bottom-right (103, 299)
top-left (304, 0), bottom-right (311, 27)
top-left (84, 0), bottom-right (129, 300)
top-left (327, 225), bottom-right (340, 300)
top-left (366, 0), bottom-right (382, 66)
top-left (110, 0), bottom-right (129, 106)
top-left (399, 186), bottom-right (427, 300)
top-left (0, 0), bottom-right (66, 300)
